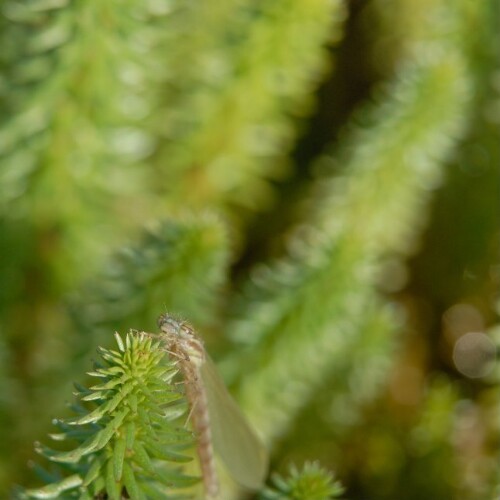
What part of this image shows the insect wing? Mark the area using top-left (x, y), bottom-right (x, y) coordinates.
top-left (200, 356), bottom-right (268, 490)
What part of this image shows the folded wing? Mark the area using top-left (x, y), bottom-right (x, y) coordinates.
top-left (201, 356), bottom-right (269, 490)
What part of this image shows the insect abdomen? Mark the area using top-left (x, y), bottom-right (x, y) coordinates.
top-left (183, 364), bottom-right (219, 499)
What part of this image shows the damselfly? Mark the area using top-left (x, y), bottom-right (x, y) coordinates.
top-left (156, 314), bottom-right (268, 499)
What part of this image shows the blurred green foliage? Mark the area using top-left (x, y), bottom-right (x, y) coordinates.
top-left (0, 0), bottom-right (498, 498)
top-left (260, 462), bottom-right (344, 500)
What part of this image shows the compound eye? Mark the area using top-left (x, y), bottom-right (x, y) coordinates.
top-left (157, 314), bottom-right (166, 329)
